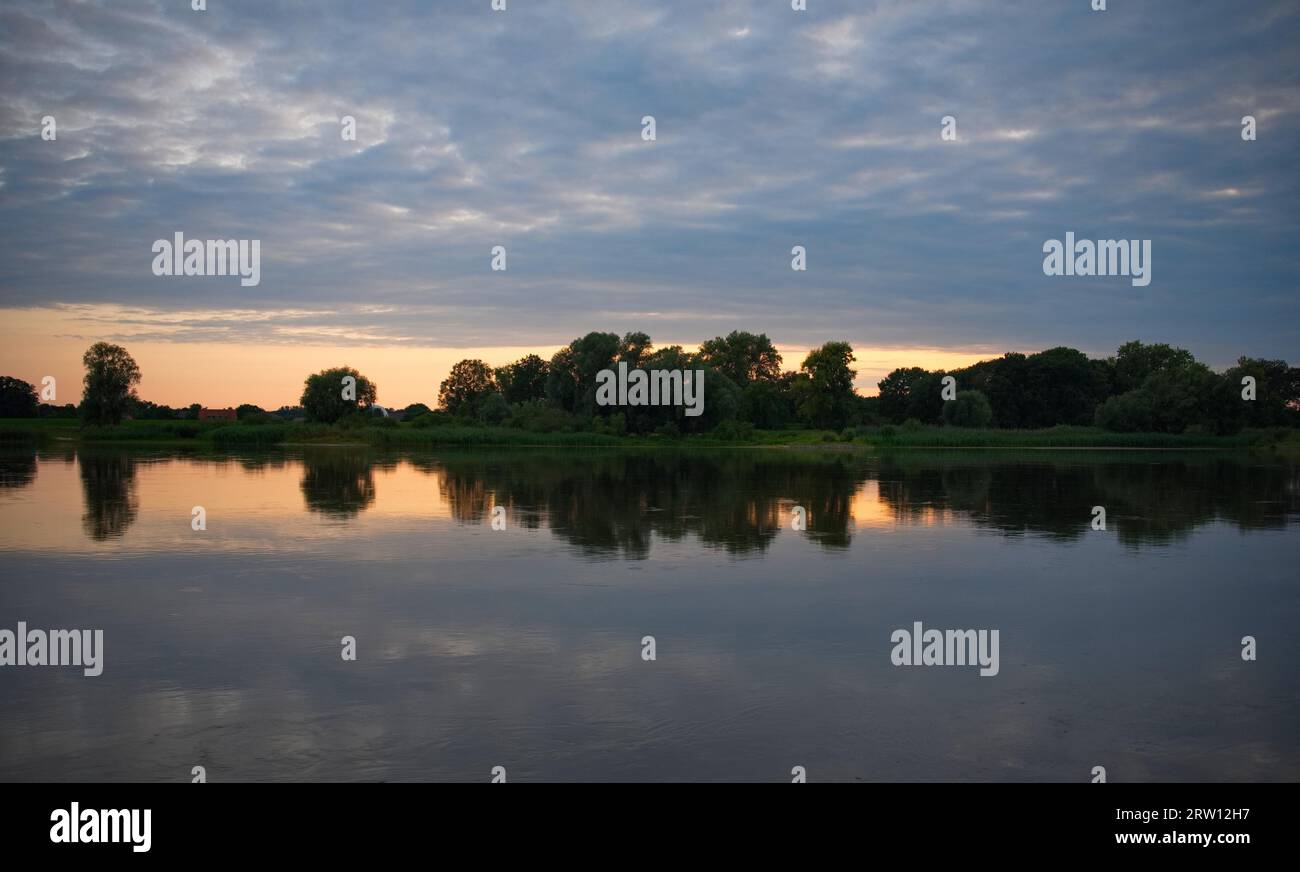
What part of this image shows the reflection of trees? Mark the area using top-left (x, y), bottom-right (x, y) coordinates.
top-left (874, 452), bottom-right (1300, 547)
top-left (0, 450), bottom-right (37, 489)
top-left (433, 451), bottom-right (865, 558)
top-left (42, 444), bottom-right (78, 465)
top-left (58, 446), bottom-right (1297, 551)
top-left (299, 450), bottom-right (380, 518)
top-left (878, 460), bottom-right (1099, 541)
top-left (79, 450), bottom-right (139, 541)
top-left (1096, 458), bottom-right (1299, 546)
top-left (233, 455), bottom-right (290, 473)
top-left (430, 450), bottom-right (1300, 554)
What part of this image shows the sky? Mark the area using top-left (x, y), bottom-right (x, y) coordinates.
top-left (1, 0), bottom-right (1297, 408)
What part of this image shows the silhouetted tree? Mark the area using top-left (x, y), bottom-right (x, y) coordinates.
top-left (0, 377), bottom-right (38, 418)
top-left (495, 355), bottom-right (549, 405)
top-left (698, 331), bottom-right (782, 386)
top-left (300, 366), bottom-right (377, 423)
top-left (79, 343), bottom-right (141, 425)
top-left (798, 341), bottom-right (857, 429)
top-left (438, 359), bottom-right (496, 417)
top-left (546, 332), bottom-right (621, 416)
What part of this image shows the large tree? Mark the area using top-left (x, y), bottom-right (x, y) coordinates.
top-left (0, 377), bottom-right (39, 418)
top-left (741, 378), bottom-right (793, 429)
top-left (877, 366), bottom-right (929, 424)
top-left (1227, 357), bottom-right (1300, 427)
top-left (495, 354), bottom-right (550, 405)
top-left (546, 332), bottom-right (621, 415)
top-left (300, 366), bottom-right (377, 423)
top-left (80, 342), bottom-right (142, 425)
top-left (438, 359), bottom-right (496, 417)
top-left (798, 341), bottom-right (857, 429)
top-left (1111, 340), bottom-right (1197, 394)
top-left (698, 331), bottom-right (782, 386)
top-left (939, 347), bottom-right (1108, 429)
top-left (618, 331), bottom-right (654, 368)
top-left (1021, 346), bottom-right (1108, 427)
top-left (1097, 362), bottom-right (1242, 435)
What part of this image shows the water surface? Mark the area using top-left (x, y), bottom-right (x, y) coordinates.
top-left (1, 446), bottom-right (1296, 781)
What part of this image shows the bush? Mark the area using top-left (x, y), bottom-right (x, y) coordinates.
top-left (942, 390), bottom-right (994, 428)
top-left (209, 424), bottom-right (290, 446)
top-left (236, 404), bottom-right (267, 423)
top-left (593, 412), bottom-right (627, 437)
top-left (902, 418), bottom-right (923, 432)
top-left (507, 400), bottom-right (576, 433)
top-left (79, 421), bottom-right (203, 441)
top-left (1266, 426), bottom-right (1292, 444)
top-left (335, 412), bottom-right (370, 431)
top-left (409, 410), bottom-right (453, 428)
top-left (655, 420), bottom-right (681, 439)
top-left (477, 392), bottom-right (510, 426)
top-left (1094, 391), bottom-right (1154, 432)
top-left (711, 420), bottom-right (754, 441)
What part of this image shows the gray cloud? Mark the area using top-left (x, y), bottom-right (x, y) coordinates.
top-left (1, 0), bottom-right (1297, 367)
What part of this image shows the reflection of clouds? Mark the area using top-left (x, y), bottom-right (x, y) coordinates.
top-left (3, 518), bottom-right (1299, 781)
top-left (2, 450), bottom-right (1299, 779)
top-left (374, 628), bottom-right (560, 662)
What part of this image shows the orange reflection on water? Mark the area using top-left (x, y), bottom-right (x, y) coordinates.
top-left (0, 453), bottom-right (461, 555)
top-left (848, 479), bottom-right (956, 529)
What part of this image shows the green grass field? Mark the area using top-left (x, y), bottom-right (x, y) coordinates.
top-left (850, 424), bottom-right (1276, 449)
top-left (0, 418), bottom-right (80, 442)
top-left (1, 417), bottom-right (1293, 451)
top-left (208, 422), bottom-right (624, 448)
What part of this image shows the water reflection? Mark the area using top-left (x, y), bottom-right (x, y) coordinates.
top-left (421, 451), bottom-right (1300, 553)
top-left (5, 446), bottom-right (1294, 551)
top-left (0, 450), bottom-right (37, 489)
top-left (2, 445), bottom-right (1298, 782)
top-left (78, 450), bottom-right (140, 541)
top-left (875, 454), bottom-right (1300, 547)
top-left (299, 450), bottom-right (380, 519)
top-left (432, 452), bottom-right (861, 556)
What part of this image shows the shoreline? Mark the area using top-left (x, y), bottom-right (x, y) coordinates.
top-left (2, 418), bottom-right (1294, 453)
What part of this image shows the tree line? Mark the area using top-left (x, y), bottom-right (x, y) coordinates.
top-left (431, 333), bottom-right (1297, 436)
top-left (876, 342), bottom-right (1298, 434)
top-left (0, 335), bottom-right (1295, 435)
top-left (430, 331), bottom-right (858, 437)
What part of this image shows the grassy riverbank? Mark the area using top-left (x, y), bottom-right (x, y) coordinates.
top-left (2, 417), bottom-right (1296, 451)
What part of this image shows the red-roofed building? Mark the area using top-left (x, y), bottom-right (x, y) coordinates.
top-left (198, 407), bottom-right (237, 422)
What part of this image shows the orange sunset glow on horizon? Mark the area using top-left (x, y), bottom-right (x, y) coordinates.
top-left (1, 305), bottom-right (1000, 409)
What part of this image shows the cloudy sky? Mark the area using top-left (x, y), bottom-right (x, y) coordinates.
top-left (1, 0), bottom-right (1297, 408)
